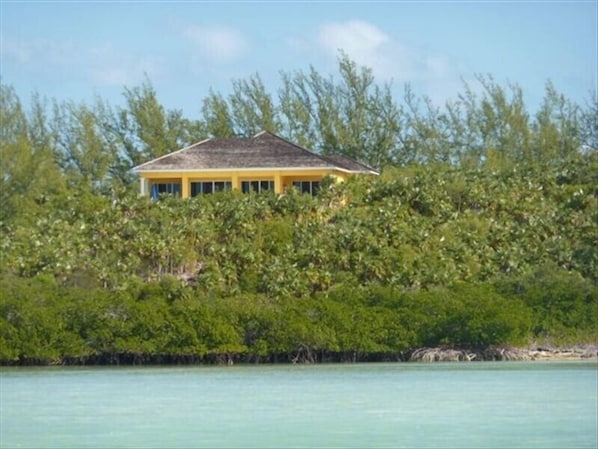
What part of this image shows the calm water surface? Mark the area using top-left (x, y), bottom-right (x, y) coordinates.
top-left (1, 361), bottom-right (596, 448)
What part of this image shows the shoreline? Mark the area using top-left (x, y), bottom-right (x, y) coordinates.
top-left (2, 344), bottom-right (596, 366)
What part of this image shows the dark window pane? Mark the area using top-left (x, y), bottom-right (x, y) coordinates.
top-left (191, 183), bottom-right (201, 197)
top-left (209, 181), bottom-right (231, 192)
top-left (154, 183), bottom-right (181, 197)
top-left (242, 180), bottom-right (273, 194)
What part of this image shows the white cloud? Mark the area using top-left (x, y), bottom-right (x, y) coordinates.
top-left (318, 20), bottom-right (400, 79)
top-left (1, 36), bottom-right (77, 66)
top-left (314, 20), bottom-right (471, 105)
top-left (1, 36), bottom-right (160, 88)
top-left (183, 25), bottom-right (248, 64)
top-left (319, 20), bottom-right (389, 60)
top-left (286, 36), bottom-right (309, 54)
top-left (89, 66), bottom-right (136, 87)
top-left (317, 21), bottom-right (456, 81)
top-left (87, 43), bottom-right (160, 86)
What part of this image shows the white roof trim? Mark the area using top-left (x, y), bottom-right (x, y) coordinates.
top-left (134, 166), bottom-right (377, 175)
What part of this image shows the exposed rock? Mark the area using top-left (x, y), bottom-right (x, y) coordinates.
top-left (407, 345), bottom-right (597, 362)
top-left (409, 347), bottom-right (477, 362)
top-left (481, 346), bottom-right (531, 361)
top-left (528, 343), bottom-right (598, 361)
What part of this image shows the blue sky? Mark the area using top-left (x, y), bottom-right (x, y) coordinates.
top-left (1, 1), bottom-right (596, 117)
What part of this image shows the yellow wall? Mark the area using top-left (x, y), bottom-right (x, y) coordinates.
top-left (141, 169), bottom-right (349, 198)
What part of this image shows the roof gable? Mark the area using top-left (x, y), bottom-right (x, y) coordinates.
top-left (133, 131), bottom-right (378, 174)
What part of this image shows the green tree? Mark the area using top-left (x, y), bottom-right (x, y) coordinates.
top-left (0, 84), bottom-right (64, 226)
top-left (201, 89), bottom-right (235, 138)
top-left (229, 73), bottom-right (280, 136)
top-left (403, 86), bottom-right (452, 164)
top-left (495, 264), bottom-right (598, 344)
top-left (579, 91), bottom-right (597, 152)
top-left (279, 54), bottom-right (402, 168)
top-left (51, 100), bottom-right (116, 193)
top-left (108, 78), bottom-right (204, 183)
top-left (532, 81), bottom-right (583, 165)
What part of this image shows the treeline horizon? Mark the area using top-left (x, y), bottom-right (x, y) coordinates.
top-left (1, 55), bottom-right (596, 365)
top-left (3, 54), bottom-right (597, 207)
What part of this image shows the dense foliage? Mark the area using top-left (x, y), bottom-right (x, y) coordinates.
top-left (1, 55), bottom-right (596, 364)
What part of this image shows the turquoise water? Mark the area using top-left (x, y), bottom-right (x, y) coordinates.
top-left (1, 361), bottom-right (596, 448)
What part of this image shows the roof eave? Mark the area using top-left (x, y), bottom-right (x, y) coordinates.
top-left (133, 167), bottom-right (380, 176)
top-left (134, 166), bottom-right (344, 174)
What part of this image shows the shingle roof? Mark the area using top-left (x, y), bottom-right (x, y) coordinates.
top-left (133, 131), bottom-right (378, 174)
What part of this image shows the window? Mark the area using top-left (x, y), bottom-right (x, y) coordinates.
top-left (293, 181), bottom-right (320, 196)
top-left (241, 180), bottom-right (274, 193)
top-left (151, 182), bottom-right (181, 200)
top-left (191, 181), bottom-right (232, 196)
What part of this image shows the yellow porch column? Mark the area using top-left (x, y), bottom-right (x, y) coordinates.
top-left (231, 172), bottom-right (240, 191)
top-left (181, 175), bottom-right (190, 199)
top-left (274, 171), bottom-right (283, 194)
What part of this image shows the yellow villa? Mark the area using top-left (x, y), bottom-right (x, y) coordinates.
top-left (133, 131), bottom-right (378, 199)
